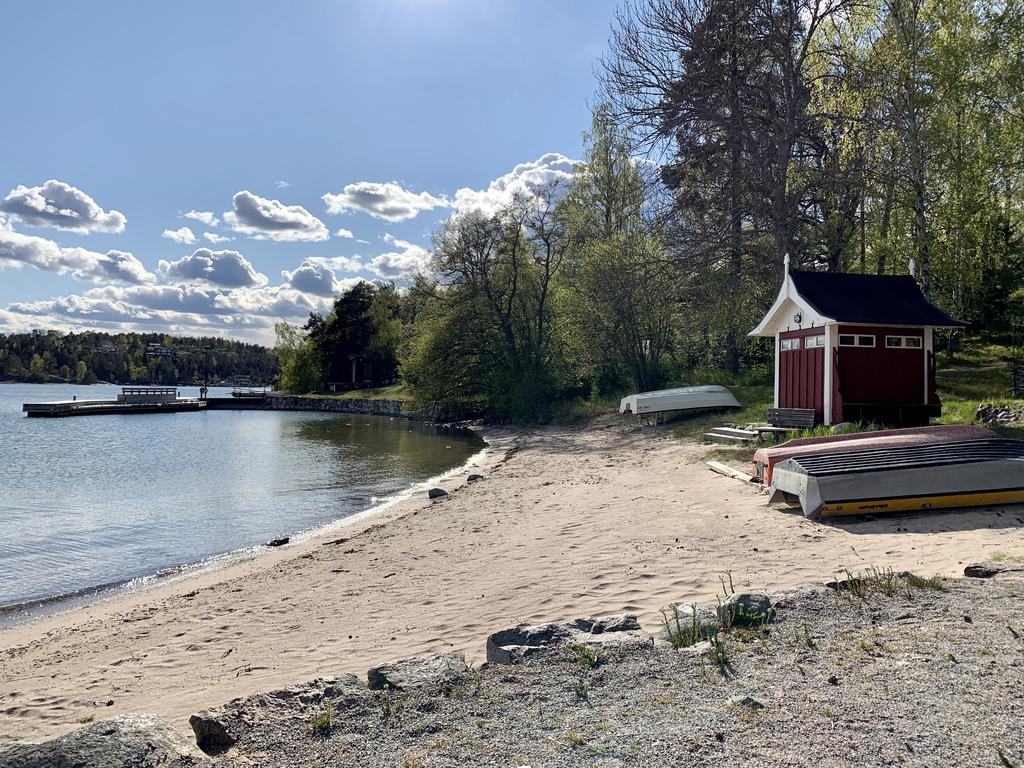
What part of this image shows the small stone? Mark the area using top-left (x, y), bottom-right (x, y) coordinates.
top-left (728, 695), bottom-right (765, 710)
top-left (267, 537), bottom-right (289, 547)
top-left (964, 563), bottom-right (999, 578)
top-left (467, 474), bottom-right (484, 482)
top-left (427, 487), bottom-right (448, 499)
top-left (718, 593), bottom-right (774, 626)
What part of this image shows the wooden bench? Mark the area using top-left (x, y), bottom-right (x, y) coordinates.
top-left (767, 407), bottom-right (816, 429)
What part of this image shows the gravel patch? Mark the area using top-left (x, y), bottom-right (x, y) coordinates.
top-left (205, 569), bottom-right (1024, 768)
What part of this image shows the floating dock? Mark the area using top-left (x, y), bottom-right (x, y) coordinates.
top-left (23, 387), bottom-right (207, 418)
top-left (768, 438), bottom-right (1024, 519)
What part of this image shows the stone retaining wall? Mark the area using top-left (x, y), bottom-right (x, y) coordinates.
top-left (207, 395), bottom-right (478, 423)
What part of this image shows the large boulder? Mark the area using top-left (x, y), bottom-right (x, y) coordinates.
top-left (485, 623), bottom-right (569, 664)
top-left (366, 651), bottom-right (469, 691)
top-left (486, 614), bottom-right (653, 664)
top-left (0, 714), bottom-right (205, 768)
top-left (189, 675), bottom-right (367, 755)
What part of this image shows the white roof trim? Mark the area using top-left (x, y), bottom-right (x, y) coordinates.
top-left (749, 271), bottom-right (834, 337)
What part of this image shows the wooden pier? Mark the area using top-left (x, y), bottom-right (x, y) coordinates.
top-left (23, 387), bottom-right (208, 418)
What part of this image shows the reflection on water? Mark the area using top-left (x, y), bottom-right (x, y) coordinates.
top-left (0, 383), bottom-right (483, 616)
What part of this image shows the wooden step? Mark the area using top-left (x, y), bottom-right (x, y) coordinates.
top-left (703, 432), bottom-right (755, 445)
top-left (754, 426), bottom-right (792, 435)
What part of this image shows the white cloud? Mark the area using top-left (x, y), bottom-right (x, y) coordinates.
top-left (368, 234), bottom-right (431, 278)
top-left (161, 226), bottom-right (196, 245)
top-left (0, 228), bottom-right (154, 284)
top-left (182, 210), bottom-right (220, 227)
top-left (203, 232), bottom-right (232, 244)
top-left (323, 181), bottom-right (449, 223)
top-left (275, 180), bottom-right (290, 189)
top-left (280, 259), bottom-right (363, 298)
top-left (158, 248), bottom-right (268, 288)
top-left (453, 153), bottom-right (577, 215)
top-left (224, 190), bottom-right (329, 241)
top-left (335, 227), bottom-right (354, 239)
top-left (0, 179), bottom-right (127, 233)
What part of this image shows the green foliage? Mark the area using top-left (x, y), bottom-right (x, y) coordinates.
top-left (659, 603), bottom-right (710, 649)
top-left (305, 281), bottom-right (401, 387)
top-left (273, 322), bottom-right (322, 394)
top-left (565, 643), bottom-right (600, 669)
top-left (308, 705), bottom-right (333, 735)
top-left (0, 330), bottom-right (276, 385)
top-left (602, 0), bottom-right (1024, 350)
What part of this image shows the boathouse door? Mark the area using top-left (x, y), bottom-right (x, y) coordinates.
top-left (778, 330), bottom-right (825, 422)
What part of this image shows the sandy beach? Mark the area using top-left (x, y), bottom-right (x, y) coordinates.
top-left (3, 423), bottom-right (1024, 742)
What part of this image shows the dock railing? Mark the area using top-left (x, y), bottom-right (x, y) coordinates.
top-left (117, 386), bottom-right (179, 404)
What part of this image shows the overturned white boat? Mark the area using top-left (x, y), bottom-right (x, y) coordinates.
top-left (619, 385), bottom-right (740, 416)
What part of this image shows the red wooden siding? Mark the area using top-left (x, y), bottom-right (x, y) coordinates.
top-left (834, 325), bottom-right (925, 406)
top-left (778, 328), bottom-right (825, 421)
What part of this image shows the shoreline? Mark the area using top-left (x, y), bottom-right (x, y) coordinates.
top-left (3, 424), bottom-right (1023, 741)
top-left (0, 425), bottom-right (503, 631)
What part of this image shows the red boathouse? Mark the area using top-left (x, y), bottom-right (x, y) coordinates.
top-left (750, 259), bottom-right (965, 426)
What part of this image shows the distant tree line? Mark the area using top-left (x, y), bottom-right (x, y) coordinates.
top-left (275, 0), bottom-right (1022, 421)
top-left (0, 331), bottom-right (278, 385)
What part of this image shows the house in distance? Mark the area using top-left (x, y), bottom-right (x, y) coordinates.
top-left (750, 257), bottom-right (965, 426)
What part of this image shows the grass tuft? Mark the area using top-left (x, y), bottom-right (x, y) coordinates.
top-left (309, 704), bottom-right (333, 736)
top-left (565, 642), bottom-right (600, 669)
top-left (660, 603), bottom-right (709, 648)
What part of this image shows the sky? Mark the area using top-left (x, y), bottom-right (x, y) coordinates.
top-left (0, 0), bottom-right (621, 345)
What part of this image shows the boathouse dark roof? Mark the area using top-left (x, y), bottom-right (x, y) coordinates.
top-left (789, 270), bottom-right (966, 327)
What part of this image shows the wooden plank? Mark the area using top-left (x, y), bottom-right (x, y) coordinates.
top-left (706, 460), bottom-right (757, 483)
top-left (710, 426), bottom-right (759, 438)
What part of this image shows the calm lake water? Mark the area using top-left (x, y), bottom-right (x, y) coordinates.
top-left (0, 383), bottom-right (484, 624)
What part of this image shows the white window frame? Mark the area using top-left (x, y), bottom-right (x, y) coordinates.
top-left (839, 334), bottom-right (876, 348)
top-left (886, 335), bottom-right (924, 349)
top-left (780, 337), bottom-right (802, 351)
top-left (805, 334), bottom-right (825, 348)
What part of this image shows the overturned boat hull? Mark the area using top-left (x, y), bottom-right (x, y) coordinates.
top-left (619, 385), bottom-right (740, 416)
top-left (768, 438), bottom-right (1024, 520)
top-left (752, 425), bottom-right (993, 486)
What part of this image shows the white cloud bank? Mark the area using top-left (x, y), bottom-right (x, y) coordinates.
top-left (323, 181), bottom-right (449, 223)
top-left (281, 259), bottom-right (363, 298)
top-left (368, 234), bottom-right (431, 278)
top-left (453, 152), bottom-right (576, 215)
top-left (224, 190), bottom-right (329, 242)
top-left (158, 248), bottom-right (268, 288)
top-left (0, 228), bottom-right (154, 285)
top-left (0, 179), bottom-right (127, 233)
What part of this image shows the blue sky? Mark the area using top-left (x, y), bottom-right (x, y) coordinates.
top-left (0, 0), bottom-right (619, 343)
